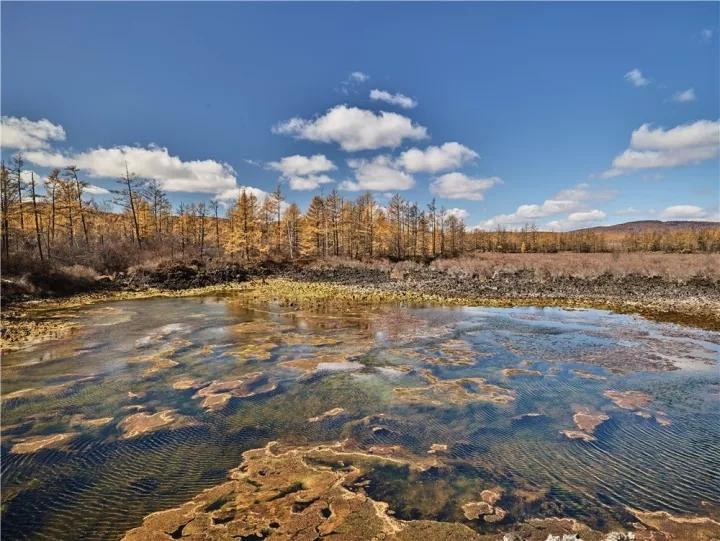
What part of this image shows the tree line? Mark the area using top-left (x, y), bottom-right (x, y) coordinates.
top-left (2, 156), bottom-right (719, 274)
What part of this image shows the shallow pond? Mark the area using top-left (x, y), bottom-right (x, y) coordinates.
top-left (1, 294), bottom-right (719, 539)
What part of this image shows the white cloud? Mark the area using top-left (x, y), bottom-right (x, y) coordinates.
top-left (479, 182), bottom-right (615, 228)
top-left (546, 210), bottom-right (607, 231)
top-left (430, 172), bottom-right (500, 201)
top-left (604, 119), bottom-right (720, 176)
top-left (214, 185), bottom-right (270, 204)
top-left (660, 205), bottom-right (707, 219)
top-left (339, 72), bottom-right (370, 95)
top-left (625, 68), bottom-right (649, 87)
top-left (369, 89), bottom-right (417, 109)
top-left (1, 116), bottom-right (66, 150)
top-left (443, 207), bottom-right (469, 221)
top-left (341, 155), bottom-right (415, 191)
top-left (268, 154), bottom-right (336, 177)
top-left (554, 182), bottom-right (615, 202)
top-left (273, 105), bottom-right (428, 152)
top-left (287, 174), bottom-right (334, 191)
top-left (567, 209), bottom-right (606, 222)
top-left (84, 184), bottom-right (111, 195)
top-left (24, 145), bottom-right (237, 193)
top-left (672, 88), bottom-right (696, 103)
top-left (267, 154), bottom-right (336, 191)
top-left (397, 142), bottom-right (478, 173)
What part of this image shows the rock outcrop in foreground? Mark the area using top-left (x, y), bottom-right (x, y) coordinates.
top-left (122, 441), bottom-right (478, 541)
top-left (121, 441), bottom-right (720, 541)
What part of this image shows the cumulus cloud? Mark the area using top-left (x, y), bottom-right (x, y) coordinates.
top-left (267, 154), bottom-right (336, 190)
top-left (273, 105), bottom-right (428, 152)
top-left (603, 119), bottom-right (720, 177)
top-left (672, 88), bottom-right (696, 103)
top-left (369, 89), bottom-right (417, 109)
top-left (24, 145), bottom-right (237, 193)
top-left (268, 154), bottom-right (335, 177)
top-left (430, 172), bottom-right (500, 201)
top-left (660, 204), bottom-right (707, 219)
top-left (341, 155), bottom-right (415, 191)
top-left (1, 116), bottom-right (66, 150)
top-left (349, 71), bottom-right (369, 83)
top-left (625, 68), bottom-right (649, 87)
top-left (397, 142), bottom-right (478, 173)
top-left (479, 182), bottom-right (614, 228)
top-left (443, 207), bottom-right (469, 221)
top-left (287, 174), bottom-right (334, 191)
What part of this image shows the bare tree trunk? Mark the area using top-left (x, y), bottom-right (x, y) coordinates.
top-left (70, 168), bottom-right (90, 246)
top-left (125, 164), bottom-right (142, 248)
top-left (29, 172), bottom-right (44, 261)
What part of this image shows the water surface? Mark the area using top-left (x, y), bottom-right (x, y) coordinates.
top-left (2, 294), bottom-right (719, 539)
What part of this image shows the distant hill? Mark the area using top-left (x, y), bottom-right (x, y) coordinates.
top-left (574, 220), bottom-right (720, 234)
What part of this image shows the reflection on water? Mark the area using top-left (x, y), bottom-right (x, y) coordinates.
top-left (1, 295), bottom-right (719, 539)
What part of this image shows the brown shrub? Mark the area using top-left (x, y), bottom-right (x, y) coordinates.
top-left (430, 252), bottom-right (720, 281)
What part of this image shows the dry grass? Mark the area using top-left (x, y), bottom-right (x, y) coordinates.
top-left (430, 252), bottom-right (720, 281)
top-left (308, 253), bottom-right (720, 281)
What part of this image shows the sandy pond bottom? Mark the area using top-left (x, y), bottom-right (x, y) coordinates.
top-left (1, 294), bottom-right (719, 540)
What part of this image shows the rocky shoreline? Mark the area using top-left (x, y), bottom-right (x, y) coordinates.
top-left (2, 261), bottom-right (719, 351)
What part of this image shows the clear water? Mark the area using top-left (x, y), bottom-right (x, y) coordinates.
top-left (1, 294), bottom-right (719, 540)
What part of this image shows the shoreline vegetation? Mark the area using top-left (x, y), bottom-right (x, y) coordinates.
top-left (3, 254), bottom-right (719, 350)
top-left (2, 157), bottom-right (718, 343)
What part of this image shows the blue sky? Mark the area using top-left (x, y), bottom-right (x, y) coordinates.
top-left (1, 2), bottom-right (718, 229)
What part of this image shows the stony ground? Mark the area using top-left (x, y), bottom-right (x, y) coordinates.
top-left (2, 260), bottom-right (719, 352)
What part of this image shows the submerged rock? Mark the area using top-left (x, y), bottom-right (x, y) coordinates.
top-left (462, 486), bottom-right (506, 523)
top-left (604, 390), bottom-right (671, 427)
top-left (504, 517), bottom-right (606, 541)
top-left (117, 409), bottom-right (196, 438)
top-left (429, 339), bottom-right (478, 366)
top-left (171, 378), bottom-right (203, 390)
top-left (143, 357), bottom-right (179, 375)
top-left (560, 430), bottom-right (596, 442)
top-left (571, 369), bottom-right (607, 381)
top-left (394, 369), bottom-right (515, 407)
top-left (121, 441), bottom-right (481, 541)
top-left (462, 500), bottom-right (494, 520)
top-left (308, 407), bottom-right (347, 422)
top-left (561, 406), bottom-right (610, 441)
top-left (2, 377), bottom-right (97, 403)
top-left (572, 408), bottom-right (609, 433)
top-left (228, 341), bottom-right (276, 362)
top-left (10, 432), bottom-right (77, 454)
top-left (604, 390), bottom-right (651, 411)
top-left (67, 414), bottom-right (114, 429)
top-left (281, 353), bottom-right (364, 375)
top-left (502, 368), bottom-right (543, 378)
top-left (629, 508), bottom-right (720, 541)
top-left (281, 332), bottom-right (342, 347)
top-left (193, 372), bottom-right (277, 411)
